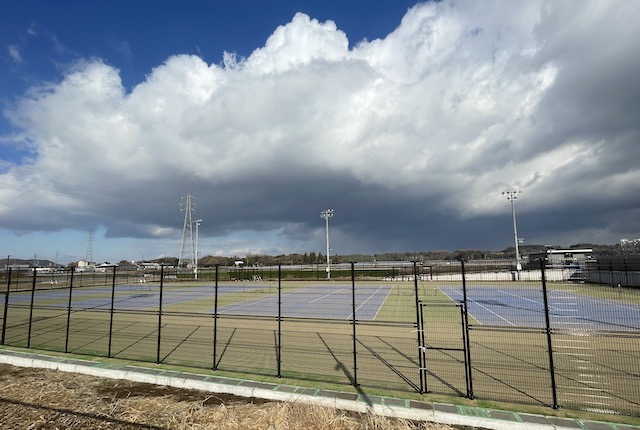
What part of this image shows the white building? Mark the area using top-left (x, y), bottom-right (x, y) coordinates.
top-left (526, 248), bottom-right (593, 268)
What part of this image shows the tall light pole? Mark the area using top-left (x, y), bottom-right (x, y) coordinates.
top-left (320, 209), bottom-right (334, 279)
top-left (6, 255), bottom-right (10, 270)
top-left (502, 191), bottom-right (523, 275)
top-left (194, 219), bottom-right (202, 280)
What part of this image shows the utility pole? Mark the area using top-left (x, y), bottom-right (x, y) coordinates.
top-left (502, 191), bottom-right (523, 277)
top-left (194, 219), bottom-right (202, 279)
top-left (320, 209), bottom-right (334, 279)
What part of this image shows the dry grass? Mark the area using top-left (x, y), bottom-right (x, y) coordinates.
top-left (0, 364), bottom-right (463, 430)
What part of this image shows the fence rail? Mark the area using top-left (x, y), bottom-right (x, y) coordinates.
top-left (1, 259), bottom-right (639, 415)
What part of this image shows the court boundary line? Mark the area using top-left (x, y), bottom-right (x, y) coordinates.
top-left (439, 286), bottom-right (514, 327)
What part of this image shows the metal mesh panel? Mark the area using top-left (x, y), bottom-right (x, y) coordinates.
top-left (159, 315), bottom-right (214, 368)
top-left (65, 309), bottom-right (111, 357)
top-left (109, 312), bottom-right (158, 361)
top-left (461, 261), bottom-right (554, 406)
top-left (354, 268), bottom-right (418, 391)
top-left (215, 318), bottom-right (278, 375)
top-left (65, 281), bottom-right (112, 357)
top-left (281, 321), bottom-right (354, 385)
top-left (3, 286), bottom-right (31, 347)
top-left (28, 282), bottom-right (68, 352)
top-left (469, 327), bottom-right (553, 406)
top-left (547, 271), bottom-right (640, 414)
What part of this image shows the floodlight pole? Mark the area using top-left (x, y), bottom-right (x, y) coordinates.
top-left (503, 191), bottom-right (523, 276)
top-left (320, 209), bottom-right (334, 279)
top-left (194, 219), bottom-right (202, 280)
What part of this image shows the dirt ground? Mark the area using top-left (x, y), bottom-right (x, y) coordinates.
top-left (0, 364), bottom-right (476, 430)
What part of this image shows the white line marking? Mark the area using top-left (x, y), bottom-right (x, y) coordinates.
top-left (308, 289), bottom-right (345, 304)
top-left (221, 295), bottom-right (275, 312)
top-left (552, 321), bottom-right (592, 325)
top-left (347, 285), bottom-right (387, 319)
top-left (557, 353), bottom-right (594, 356)
top-left (562, 393), bottom-right (611, 400)
top-left (439, 286), bottom-right (482, 325)
top-left (498, 289), bottom-right (551, 308)
top-left (373, 286), bottom-right (394, 320)
top-left (557, 386), bottom-right (611, 392)
top-left (555, 346), bottom-right (594, 350)
top-left (468, 297), bottom-right (516, 326)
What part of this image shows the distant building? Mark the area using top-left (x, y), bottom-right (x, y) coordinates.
top-left (4, 264), bottom-right (30, 271)
top-left (75, 260), bottom-right (95, 272)
top-left (620, 238), bottom-right (640, 255)
top-left (526, 248), bottom-right (593, 268)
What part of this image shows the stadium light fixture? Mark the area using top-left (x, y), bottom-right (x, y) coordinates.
top-left (320, 209), bottom-right (334, 279)
top-left (194, 219), bottom-right (202, 280)
top-left (502, 191), bottom-right (523, 276)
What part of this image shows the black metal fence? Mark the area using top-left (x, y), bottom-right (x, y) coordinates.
top-left (1, 260), bottom-right (638, 415)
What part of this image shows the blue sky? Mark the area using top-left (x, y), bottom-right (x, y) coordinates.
top-left (1, 1), bottom-right (639, 264)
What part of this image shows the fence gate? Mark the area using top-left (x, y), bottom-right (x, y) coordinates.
top-left (418, 301), bottom-right (472, 398)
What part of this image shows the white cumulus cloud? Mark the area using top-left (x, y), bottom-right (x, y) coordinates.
top-left (1, 0), bottom-right (639, 255)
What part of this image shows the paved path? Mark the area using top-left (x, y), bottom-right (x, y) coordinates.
top-left (0, 349), bottom-right (637, 430)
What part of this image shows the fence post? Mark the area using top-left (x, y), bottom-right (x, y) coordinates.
top-left (108, 265), bottom-right (116, 358)
top-left (413, 261), bottom-right (425, 393)
top-left (419, 298), bottom-right (428, 393)
top-left (1, 268), bottom-right (12, 345)
top-left (213, 265), bottom-right (219, 370)
top-left (461, 259), bottom-right (474, 399)
top-left (65, 267), bottom-right (75, 353)
top-left (624, 259), bottom-right (629, 287)
top-left (351, 262), bottom-right (358, 387)
top-left (609, 259), bottom-right (615, 286)
top-left (27, 268), bottom-right (37, 348)
top-left (157, 265), bottom-right (164, 364)
top-left (277, 264), bottom-right (282, 378)
top-left (540, 259), bottom-right (558, 409)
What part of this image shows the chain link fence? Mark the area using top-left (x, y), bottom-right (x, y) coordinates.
top-left (1, 259), bottom-right (638, 414)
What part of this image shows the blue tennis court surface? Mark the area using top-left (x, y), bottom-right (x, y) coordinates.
top-left (438, 286), bottom-right (640, 331)
top-left (0, 284), bottom-right (393, 320)
top-left (1, 284), bottom-right (273, 311)
top-left (2, 285), bottom-right (159, 305)
top-left (214, 284), bottom-right (393, 320)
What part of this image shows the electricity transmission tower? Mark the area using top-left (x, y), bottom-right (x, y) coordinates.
top-left (178, 194), bottom-right (196, 268)
top-left (86, 231), bottom-right (94, 263)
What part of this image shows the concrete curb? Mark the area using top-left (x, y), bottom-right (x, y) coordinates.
top-left (0, 350), bottom-right (638, 430)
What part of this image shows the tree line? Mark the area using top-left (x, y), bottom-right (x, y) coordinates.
top-left (138, 243), bottom-right (624, 267)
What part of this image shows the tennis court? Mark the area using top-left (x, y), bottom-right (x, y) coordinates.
top-left (215, 284), bottom-right (393, 320)
top-left (2, 283), bottom-right (394, 320)
top-left (438, 285), bottom-right (640, 331)
top-left (1, 284), bottom-right (273, 311)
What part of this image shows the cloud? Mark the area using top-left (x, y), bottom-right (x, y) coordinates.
top-left (117, 40), bottom-right (133, 60)
top-left (1, 0), bottom-right (639, 257)
top-left (27, 22), bottom-right (38, 36)
top-left (7, 45), bottom-right (25, 64)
